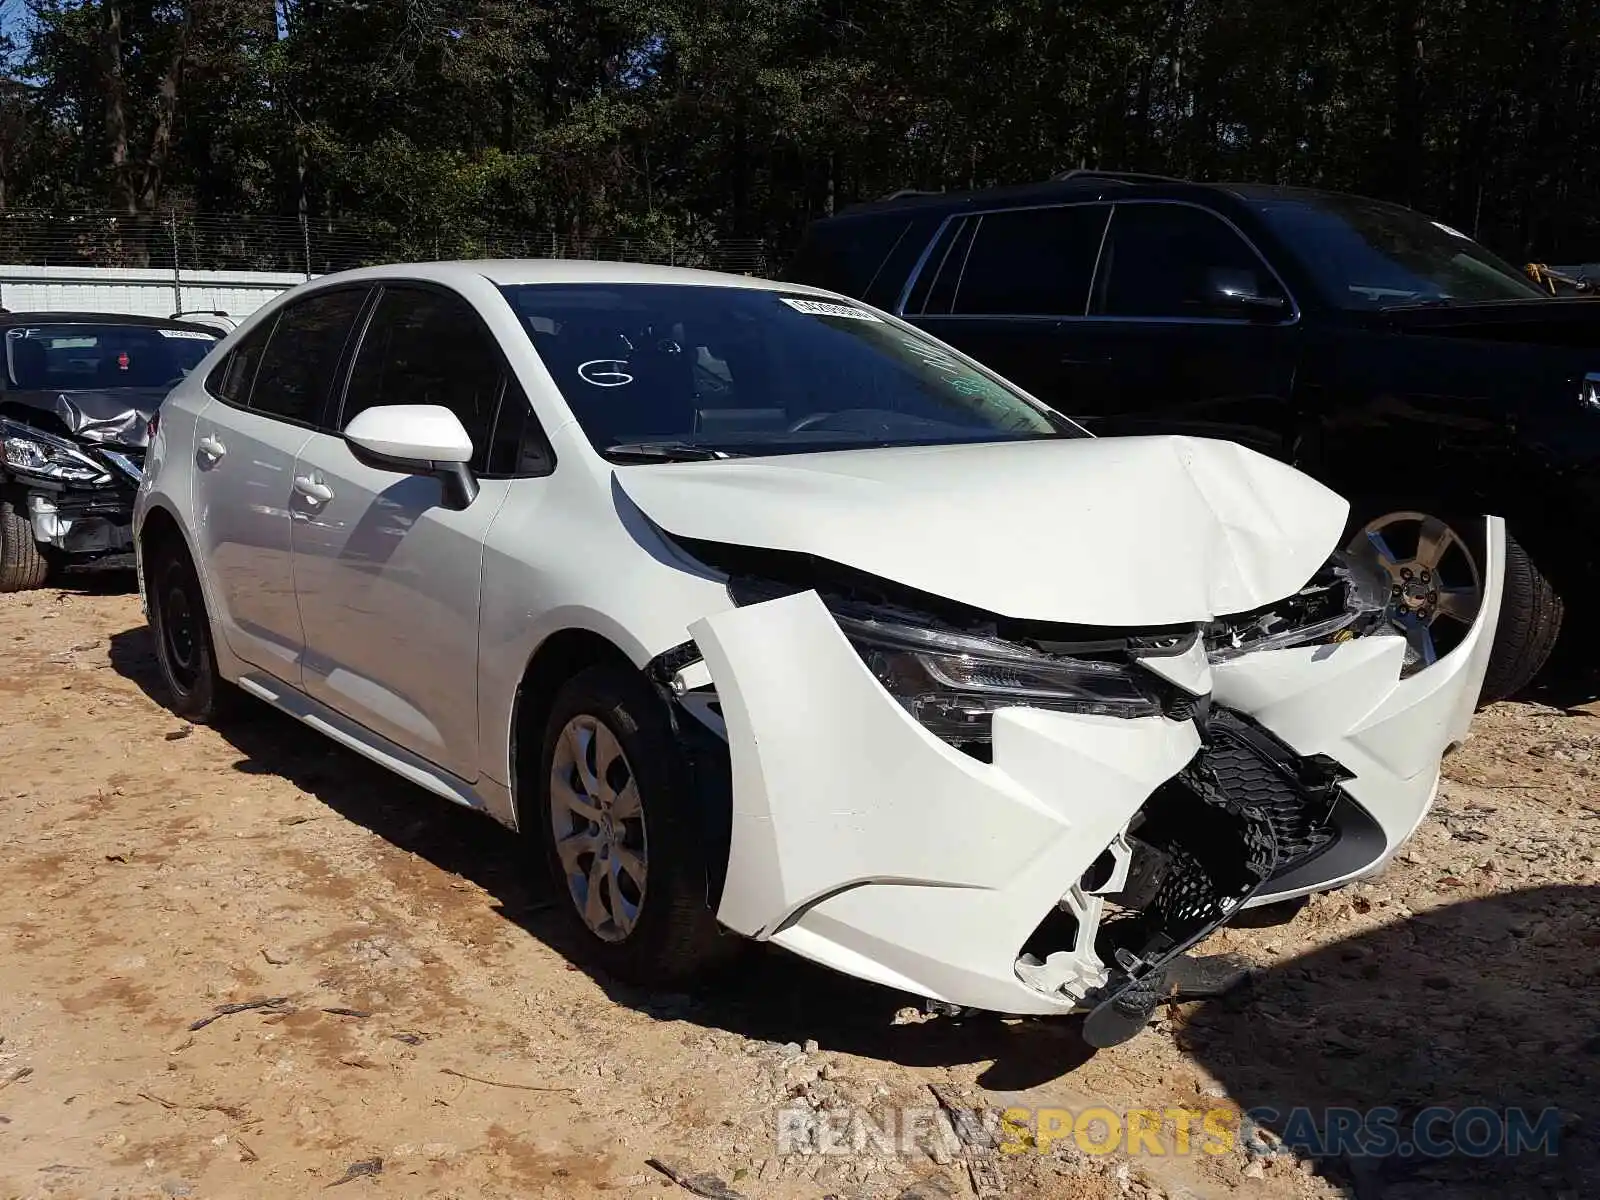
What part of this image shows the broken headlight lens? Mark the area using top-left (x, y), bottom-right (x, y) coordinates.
top-left (835, 612), bottom-right (1160, 743)
top-left (0, 420), bottom-right (111, 485)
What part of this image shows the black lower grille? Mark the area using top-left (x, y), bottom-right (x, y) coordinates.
top-left (1072, 712), bottom-right (1350, 1044)
top-left (1203, 709), bottom-right (1345, 868)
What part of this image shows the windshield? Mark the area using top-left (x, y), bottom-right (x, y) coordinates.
top-left (3, 323), bottom-right (218, 390)
top-left (499, 283), bottom-right (1077, 460)
top-left (1253, 197), bottom-right (1546, 310)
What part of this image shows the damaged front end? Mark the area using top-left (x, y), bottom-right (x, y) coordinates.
top-left (654, 523), bottom-right (1502, 1046)
top-left (1, 408), bottom-right (150, 562)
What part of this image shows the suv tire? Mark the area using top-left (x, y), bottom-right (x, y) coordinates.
top-left (1480, 528), bottom-right (1563, 703)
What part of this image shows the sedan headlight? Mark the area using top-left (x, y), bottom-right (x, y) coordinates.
top-left (0, 420), bottom-right (111, 485)
top-left (834, 610), bottom-right (1160, 744)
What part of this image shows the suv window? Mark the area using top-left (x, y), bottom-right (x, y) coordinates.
top-left (945, 205), bottom-right (1110, 316)
top-left (1095, 203), bottom-right (1286, 319)
top-left (340, 286), bottom-right (504, 473)
top-left (249, 288), bottom-right (368, 423)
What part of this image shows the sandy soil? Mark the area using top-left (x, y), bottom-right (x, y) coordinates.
top-left (1, 578), bottom-right (1596, 1200)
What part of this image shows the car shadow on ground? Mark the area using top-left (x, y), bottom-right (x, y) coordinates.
top-left (1182, 884), bottom-right (1600, 1198)
top-left (106, 623), bottom-right (1105, 1086)
top-left (106, 622), bottom-right (1600, 1168)
top-left (49, 563), bottom-right (139, 595)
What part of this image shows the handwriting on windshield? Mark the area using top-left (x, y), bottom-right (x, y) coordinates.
top-left (578, 359), bottom-right (634, 387)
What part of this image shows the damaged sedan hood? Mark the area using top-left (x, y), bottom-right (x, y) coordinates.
top-left (616, 435), bottom-right (1350, 627)
top-left (3, 387), bottom-right (167, 447)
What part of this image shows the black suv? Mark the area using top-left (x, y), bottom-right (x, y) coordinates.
top-left (786, 171), bottom-right (1600, 700)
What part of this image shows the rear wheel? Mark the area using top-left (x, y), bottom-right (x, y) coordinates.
top-left (538, 665), bottom-right (730, 984)
top-left (0, 497), bottom-right (49, 592)
top-left (1344, 509), bottom-right (1560, 704)
top-left (147, 536), bottom-right (237, 722)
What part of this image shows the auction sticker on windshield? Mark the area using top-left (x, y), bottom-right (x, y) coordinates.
top-left (779, 297), bottom-right (882, 322)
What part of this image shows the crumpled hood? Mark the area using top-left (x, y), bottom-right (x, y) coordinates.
top-left (616, 435), bottom-right (1350, 627)
top-left (2, 388), bottom-right (167, 448)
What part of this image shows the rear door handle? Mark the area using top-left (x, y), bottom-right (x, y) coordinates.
top-left (293, 475), bottom-right (334, 504)
top-left (197, 435), bottom-right (226, 461)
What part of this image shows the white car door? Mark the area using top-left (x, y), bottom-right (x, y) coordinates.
top-left (192, 288), bottom-right (370, 681)
top-left (289, 283), bottom-right (535, 781)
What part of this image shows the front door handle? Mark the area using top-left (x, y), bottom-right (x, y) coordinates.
top-left (197, 435), bottom-right (226, 461)
top-left (293, 475), bottom-right (334, 504)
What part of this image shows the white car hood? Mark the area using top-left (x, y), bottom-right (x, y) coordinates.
top-left (615, 435), bottom-right (1350, 627)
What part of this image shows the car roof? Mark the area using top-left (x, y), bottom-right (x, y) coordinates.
top-left (0, 311), bottom-right (224, 335)
top-left (292, 259), bottom-right (841, 295)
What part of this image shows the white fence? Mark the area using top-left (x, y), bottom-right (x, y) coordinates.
top-left (0, 265), bottom-right (310, 320)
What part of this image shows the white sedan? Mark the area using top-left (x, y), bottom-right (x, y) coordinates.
top-left (132, 261), bottom-right (1502, 1046)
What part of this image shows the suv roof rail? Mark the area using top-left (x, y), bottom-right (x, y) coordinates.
top-left (876, 188), bottom-right (944, 202)
top-left (1052, 168), bottom-right (1183, 184)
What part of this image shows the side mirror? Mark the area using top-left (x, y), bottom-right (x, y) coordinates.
top-left (342, 403), bottom-right (479, 508)
top-left (1206, 268), bottom-right (1289, 318)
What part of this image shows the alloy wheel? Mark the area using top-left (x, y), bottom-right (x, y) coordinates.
top-left (549, 713), bottom-right (649, 942)
top-left (1346, 511), bottom-right (1482, 668)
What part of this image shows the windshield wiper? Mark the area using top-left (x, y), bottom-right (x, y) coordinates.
top-left (1379, 297), bottom-right (1459, 311)
top-left (605, 441), bottom-right (737, 462)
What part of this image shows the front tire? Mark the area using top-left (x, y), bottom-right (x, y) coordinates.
top-left (0, 497), bottom-right (49, 592)
top-left (147, 536), bottom-right (236, 723)
top-left (538, 664), bottom-right (729, 984)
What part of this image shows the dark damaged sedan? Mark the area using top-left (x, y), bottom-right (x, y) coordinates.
top-left (0, 313), bottom-right (219, 590)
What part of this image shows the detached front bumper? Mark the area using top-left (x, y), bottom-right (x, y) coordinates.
top-left (685, 518), bottom-right (1504, 1017)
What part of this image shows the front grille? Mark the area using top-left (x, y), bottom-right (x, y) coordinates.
top-left (1204, 709), bottom-right (1344, 868)
top-left (1082, 750), bottom-right (1281, 1026)
top-left (1068, 711), bottom-right (1348, 1042)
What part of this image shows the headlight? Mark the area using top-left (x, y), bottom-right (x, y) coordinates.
top-left (0, 420), bottom-right (111, 484)
top-left (835, 610), bottom-right (1160, 744)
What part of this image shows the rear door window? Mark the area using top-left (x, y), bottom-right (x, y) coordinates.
top-left (248, 287), bottom-right (370, 425)
top-left (1094, 203), bottom-right (1286, 319)
top-left (947, 205), bottom-right (1111, 316)
top-left (921, 219), bottom-right (979, 315)
top-left (861, 213), bottom-right (945, 309)
top-left (209, 317), bottom-right (276, 405)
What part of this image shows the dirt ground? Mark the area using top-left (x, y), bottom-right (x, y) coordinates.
top-left (2, 578), bottom-right (1597, 1200)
